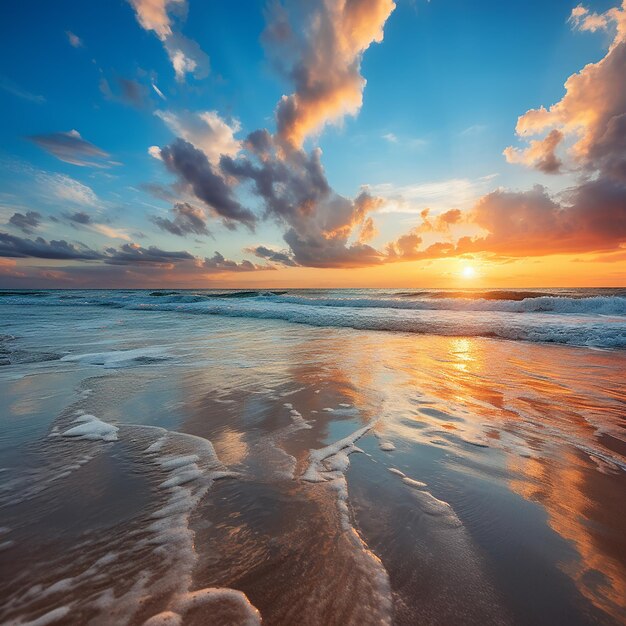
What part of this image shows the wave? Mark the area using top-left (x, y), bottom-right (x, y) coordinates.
top-left (2, 290), bottom-right (626, 348)
top-left (397, 290), bottom-right (563, 301)
top-left (121, 299), bottom-right (626, 349)
top-left (265, 294), bottom-right (626, 315)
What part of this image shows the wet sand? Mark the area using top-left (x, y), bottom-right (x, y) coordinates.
top-left (0, 305), bottom-right (625, 625)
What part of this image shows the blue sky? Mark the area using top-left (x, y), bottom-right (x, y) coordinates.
top-left (1, 0), bottom-right (624, 287)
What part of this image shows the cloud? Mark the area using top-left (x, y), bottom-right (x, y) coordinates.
top-left (90, 224), bottom-right (132, 241)
top-left (62, 211), bottom-right (133, 241)
top-left (381, 132), bottom-right (426, 149)
top-left (0, 231), bottom-right (271, 285)
top-left (100, 77), bottom-right (149, 108)
top-left (163, 33), bottom-right (209, 82)
top-left (0, 232), bottom-right (103, 260)
top-left (246, 245), bottom-right (299, 266)
top-left (221, 131), bottom-right (384, 267)
top-left (152, 82), bottom-right (166, 100)
top-left (145, 1), bottom-right (395, 269)
top-left (386, 228), bottom-right (423, 260)
top-left (357, 216), bottom-right (377, 243)
top-left (380, 2), bottom-right (626, 264)
top-left (39, 173), bottom-right (100, 207)
top-left (202, 251), bottom-right (270, 272)
top-left (505, 1), bottom-right (626, 181)
top-left (159, 138), bottom-right (257, 228)
top-left (118, 78), bottom-right (149, 107)
top-left (0, 76), bottom-right (45, 104)
top-left (28, 130), bottom-right (112, 167)
top-left (384, 178), bottom-right (626, 261)
top-left (8, 211), bottom-right (41, 234)
top-left (64, 211), bottom-right (92, 225)
top-left (265, 0), bottom-right (396, 147)
top-left (459, 179), bottom-right (626, 257)
top-left (128, 0), bottom-right (209, 81)
top-left (104, 242), bottom-right (195, 266)
top-left (367, 175), bottom-right (498, 213)
top-left (504, 129), bottom-right (563, 174)
top-left (460, 124), bottom-right (487, 136)
top-left (151, 202), bottom-right (210, 236)
top-left (66, 31), bottom-right (83, 48)
top-left (155, 110), bottom-right (241, 164)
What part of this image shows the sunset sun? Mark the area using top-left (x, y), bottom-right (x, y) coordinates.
top-left (462, 266), bottom-right (476, 279)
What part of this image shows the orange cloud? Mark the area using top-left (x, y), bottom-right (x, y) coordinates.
top-left (128, 0), bottom-right (209, 81)
top-left (266, 0), bottom-right (396, 147)
top-left (505, 1), bottom-right (626, 179)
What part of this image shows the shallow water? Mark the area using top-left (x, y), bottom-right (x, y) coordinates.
top-left (0, 293), bottom-right (625, 625)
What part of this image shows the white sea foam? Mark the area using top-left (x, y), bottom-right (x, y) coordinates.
top-left (60, 347), bottom-right (169, 368)
top-left (388, 467), bottom-right (460, 526)
top-left (302, 425), bottom-right (371, 483)
top-left (16, 606), bottom-right (71, 626)
top-left (143, 587), bottom-right (260, 626)
top-left (288, 407), bottom-right (312, 430)
top-left (62, 414), bottom-right (118, 442)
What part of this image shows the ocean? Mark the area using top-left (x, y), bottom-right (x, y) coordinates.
top-left (0, 288), bottom-right (625, 625)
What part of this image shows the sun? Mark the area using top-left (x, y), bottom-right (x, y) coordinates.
top-left (462, 266), bottom-right (476, 279)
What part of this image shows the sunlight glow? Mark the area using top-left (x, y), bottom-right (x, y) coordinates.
top-left (462, 266), bottom-right (476, 279)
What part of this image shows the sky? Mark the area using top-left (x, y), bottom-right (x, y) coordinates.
top-left (0, 0), bottom-right (625, 288)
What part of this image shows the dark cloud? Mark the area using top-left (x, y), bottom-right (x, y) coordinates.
top-left (246, 245), bottom-right (299, 267)
top-left (160, 138), bottom-right (257, 229)
top-left (100, 77), bottom-right (149, 108)
top-left (64, 211), bottom-right (92, 225)
top-left (221, 133), bottom-right (384, 267)
top-left (0, 231), bottom-right (102, 260)
top-left (118, 78), bottom-right (149, 108)
top-left (140, 182), bottom-right (178, 203)
top-left (202, 251), bottom-right (270, 272)
top-left (151, 202), bottom-right (210, 237)
top-left (28, 130), bottom-right (111, 167)
top-left (104, 243), bottom-right (195, 266)
top-left (8, 211), bottom-right (41, 234)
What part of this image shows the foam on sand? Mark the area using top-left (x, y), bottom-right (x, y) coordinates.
top-left (62, 414), bottom-right (118, 442)
top-left (16, 606), bottom-right (71, 626)
top-left (302, 425), bottom-right (371, 483)
top-left (144, 587), bottom-right (261, 626)
top-left (388, 467), bottom-right (460, 526)
top-left (60, 347), bottom-right (169, 368)
top-left (287, 405), bottom-right (312, 430)
top-left (299, 424), bottom-right (393, 622)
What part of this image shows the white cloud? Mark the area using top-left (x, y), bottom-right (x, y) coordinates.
top-left (90, 224), bottom-right (132, 241)
top-left (128, 0), bottom-right (209, 82)
top-left (151, 82), bottom-right (166, 100)
top-left (365, 174), bottom-right (498, 213)
top-left (155, 110), bottom-right (241, 164)
top-left (66, 31), bottom-right (83, 48)
top-left (148, 145), bottom-right (163, 160)
top-left (39, 173), bottom-right (100, 207)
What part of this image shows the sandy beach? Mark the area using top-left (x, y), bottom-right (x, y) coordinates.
top-left (0, 291), bottom-right (625, 625)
